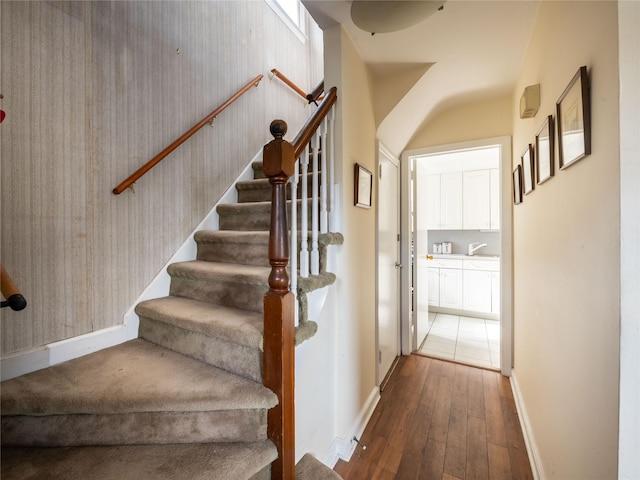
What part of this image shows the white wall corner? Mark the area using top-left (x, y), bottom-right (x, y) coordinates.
top-left (510, 371), bottom-right (545, 480)
top-left (323, 386), bottom-right (380, 467)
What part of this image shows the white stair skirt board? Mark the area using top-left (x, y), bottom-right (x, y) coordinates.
top-left (0, 150), bottom-right (262, 382)
top-left (510, 371), bottom-right (545, 480)
top-left (322, 386), bottom-right (381, 468)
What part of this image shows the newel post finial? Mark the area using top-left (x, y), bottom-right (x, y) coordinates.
top-left (270, 119), bottom-right (287, 140)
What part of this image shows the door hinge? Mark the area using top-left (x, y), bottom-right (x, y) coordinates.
top-left (397, 233), bottom-right (401, 241)
top-left (378, 164), bottom-right (383, 180)
top-left (378, 350), bottom-right (382, 363)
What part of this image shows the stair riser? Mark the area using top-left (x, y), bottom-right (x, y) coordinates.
top-left (139, 318), bottom-right (263, 383)
top-left (237, 174), bottom-right (319, 203)
top-left (1, 409), bottom-right (268, 447)
top-left (169, 276), bottom-right (267, 313)
top-left (218, 202), bottom-right (317, 232)
top-left (196, 241), bottom-right (270, 267)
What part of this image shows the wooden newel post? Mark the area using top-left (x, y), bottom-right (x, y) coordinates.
top-left (263, 119), bottom-right (296, 480)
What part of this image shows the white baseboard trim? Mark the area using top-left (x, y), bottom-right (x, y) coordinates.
top-left (1, 151), bottom-right (262, 382)
top-left (510, 370), bottom-right (546, 480)
top-left (323, 386), bottom-right (381, 468)
top-left (1, 323), bottom-right (136, 381)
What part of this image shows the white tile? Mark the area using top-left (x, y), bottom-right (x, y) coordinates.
top-left (455, 345), bottom-right (491, 361)
top-left (424, 350), bottom-right (455, 361)
top-left (434, 314), bottom-right (459, 326)
top-left (423, 338), bottom-right (456, 355)
top-left (456, 337), bottom-right (489, 350)
top-left (457, 327), bottom-right (487, 339)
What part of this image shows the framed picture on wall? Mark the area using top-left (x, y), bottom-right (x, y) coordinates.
top-left (521, 144), bottom-right (535, 195)
top-left (354, 163), bottom-right (373, 208)
top-left (536, 115), bottom-right (555, 185)
top-left (513, 165), bottom-right (523, 205)
top-left (557, 65), bottom-right (591, 169)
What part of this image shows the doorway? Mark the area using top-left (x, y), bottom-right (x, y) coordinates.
top-left (401, 137), bottom-right (513, 376)
top-left (376, 143), bottom-right (401, 386)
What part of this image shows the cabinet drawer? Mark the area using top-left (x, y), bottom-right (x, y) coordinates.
top-left (463, 259), bottom-right (500, 272)
top-left (429, 258), bottom-right (463, 269)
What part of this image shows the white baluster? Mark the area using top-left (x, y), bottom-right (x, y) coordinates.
top-left (320, 117), bottom-right (328, 234)
top-left (290, 159), bottom-right (298, 326)
top-left (299, 144), bottom-right (310, 277)
top-left (328, 106), bottom-right (336, 233)
top-left (311, 131), bottom-right (320, 275)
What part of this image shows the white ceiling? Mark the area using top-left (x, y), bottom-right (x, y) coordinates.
top-left (303, 0), bottom-right (541, 155)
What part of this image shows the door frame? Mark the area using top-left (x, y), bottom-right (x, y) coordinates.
top-left (400, 136), bottom-right (513, 376)
top-left (376, 141), bottom-right (401, 386)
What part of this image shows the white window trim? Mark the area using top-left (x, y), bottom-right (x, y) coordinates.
top-left (265, 0), bottom-right (307, 43)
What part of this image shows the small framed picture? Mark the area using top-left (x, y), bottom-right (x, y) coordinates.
top-left (513, 165), bottom-right (523, 205)
top-left (354, 163), bottom-right (373, 208)
top-left (521, 144), bottom-right (535, 195)
top-left (557, 66), bottom-right (591, 169)
top-left (536, 115), bottom-right (555, 185)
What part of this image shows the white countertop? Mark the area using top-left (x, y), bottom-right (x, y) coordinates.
top-left (422, 253), bottom-right (500, 260)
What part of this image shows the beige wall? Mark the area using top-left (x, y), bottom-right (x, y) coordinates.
top-left (406, 95), bottom-right (512, 150)
top-left (511, 2), bottom-right (620, 478)
top-left (324, 26), bottom-right (378, 436)
top-left (0, 1), bottom-right (322, 354)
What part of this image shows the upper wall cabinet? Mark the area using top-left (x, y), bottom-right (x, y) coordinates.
top-left (425, 173), bottom-right (463, 229)
top-left (463, 170), bottom-right (491, 229)
top-left (490, 169), bottom-right (500, 230)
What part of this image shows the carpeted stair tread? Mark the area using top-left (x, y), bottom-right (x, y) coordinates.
top-left (296, 453), bottom-right (344, 480)
top-left (136, 296), bottom-right (264, 351)
top-left (1, 339), bottom-right (276, 416)
top-left (1, 441), bottom-right (277, 480)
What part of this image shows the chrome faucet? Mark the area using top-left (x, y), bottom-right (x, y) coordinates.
top-left (468, 242), bottom-right (488, 256)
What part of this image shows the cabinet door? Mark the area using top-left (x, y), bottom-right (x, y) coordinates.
top-left (440, 172), bottom-right (463, 229)
top-left (491, 271), bottom-right (501, 314)
top-left (463, 270), bottom-right (492, 313)
top-left (424, 174), bottom-right (441, 229)
top-left (463, 170), bottom-right (491, 230)
top-left (439, 269), bottom-right (463, 309)
top-left (490, 168), bottom-right (500, 230)
top-left (428, 268), bottom-right (440, 307)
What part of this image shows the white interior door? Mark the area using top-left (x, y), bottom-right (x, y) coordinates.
top-left (414, 161), bottom-right (431, 349)
top-left (377, 146), bottom-right (400, 385)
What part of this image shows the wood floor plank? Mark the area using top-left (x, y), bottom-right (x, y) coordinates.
top-left (419, 437), bottom-right (447, 479)
top-left (467, 366), bottom-right (485, 419)
top-left (483, 369), bottom-right (507, 447)
top-left (466, 416), bottom-right (489, 480)
top-left (487, 443), bottom-right (512, 480)
top-left (428, 362), bottom-right (455, 443)
top-left (499, 387), bottom-right (533, 480)
top-left (443, 364), bottom-right (469, 479)
top-left (394, 407), bottom-right (432, 479)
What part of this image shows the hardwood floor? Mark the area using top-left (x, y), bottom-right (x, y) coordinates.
top-left (334, 355), bottom-right (533, 480)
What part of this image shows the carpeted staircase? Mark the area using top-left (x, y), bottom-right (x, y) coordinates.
top-left (1, 159), bottom-right (343, 479)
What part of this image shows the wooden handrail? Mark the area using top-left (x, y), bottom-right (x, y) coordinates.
top-left (1, 264), bottom-right (27, 311)
top-left (306, 79), bottom-right (324, 105)
top-left (112, 74), bottom-right (263, 195)
top-left (292, 87), bottom-right (337, 158)
top-left (270, 69), bottom-right (307, 101)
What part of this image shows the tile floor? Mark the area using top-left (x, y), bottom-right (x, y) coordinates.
top-left (418, 312), bottom-right (501, 370)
